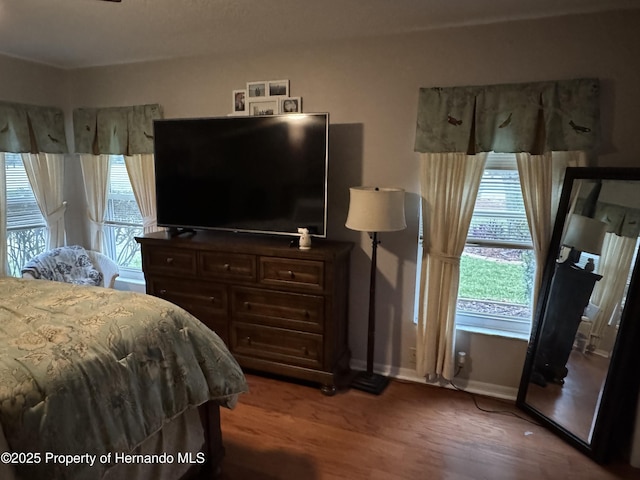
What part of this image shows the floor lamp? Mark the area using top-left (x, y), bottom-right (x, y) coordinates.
top-left (345, 186), bottom-right (406, 394)
top-left (561, 214), bottom-right (607, 265)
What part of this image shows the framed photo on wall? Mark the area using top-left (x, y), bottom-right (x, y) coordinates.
top-left (268, 80), bottom-right (290, 97)
top-left (232, 89), bottom-right (246, 113)
top-left (247, 81), bottom-right (267, 98)
top-left (248, 99), bottom-right (278, 116)
top-left (280, 97), bottom-right (301, 113)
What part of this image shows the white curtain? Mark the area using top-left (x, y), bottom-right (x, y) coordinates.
top-left (80, 154), bottom-right (110, 251)
top-left (21, 153), bottom-right (66, 249)
top-left (416, 152), bottom-right (487, 380)
top-left (0, 153), bottom-right (7, 277)
top-left (551, 151), bottom-right (588, 222)
top-left (589, 233), bottom-right (636, 350)
top-left (516, 151), bottom-right (588, 312)
top-left (124, 154), bottom-right (161, 234)
top-left (516, 152), bottom-right (553, 310)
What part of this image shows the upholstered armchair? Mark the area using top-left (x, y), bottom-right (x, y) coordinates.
top-left (21, 246), bottom-right (119, 288)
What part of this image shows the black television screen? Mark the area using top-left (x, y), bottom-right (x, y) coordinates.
top-left (153, 113), bottom-right (329, 237)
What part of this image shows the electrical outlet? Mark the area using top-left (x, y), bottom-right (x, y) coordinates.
top-left (456, 351), bottom-right (467, 368)
top-left (409, 347), bottom-right (417, 367)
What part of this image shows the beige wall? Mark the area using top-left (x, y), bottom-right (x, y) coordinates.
top-left (0, 55), bottom-right (68, 106)
top-left (2, 10), bottom-right (639, 396)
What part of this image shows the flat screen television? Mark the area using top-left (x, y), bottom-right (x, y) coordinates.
top-left (153, 113), bottom-right (329, 237)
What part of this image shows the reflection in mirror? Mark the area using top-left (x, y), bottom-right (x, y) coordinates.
top-left (518, 169), bottom-right (640, 462)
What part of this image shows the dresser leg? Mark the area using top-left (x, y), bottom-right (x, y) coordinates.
top-left (321, 384), bottom-right (336, 396)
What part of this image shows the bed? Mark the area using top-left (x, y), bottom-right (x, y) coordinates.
top-left (0, 277), bottom-right (248, 480)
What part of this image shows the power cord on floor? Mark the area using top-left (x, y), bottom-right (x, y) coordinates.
top-left (451, 366), bottom-right (541, 426)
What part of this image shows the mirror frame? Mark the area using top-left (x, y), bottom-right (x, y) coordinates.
top-left (517, 167), bottom-right (640, 463)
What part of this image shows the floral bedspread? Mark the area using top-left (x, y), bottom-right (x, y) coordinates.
top-left (0, 278), bottom-right (248, 480)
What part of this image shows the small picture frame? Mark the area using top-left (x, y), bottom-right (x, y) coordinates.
top-left (280, 97), bottom-right (301, 114)
top-left (248, 99), bottom-right (278, 116)
top-left (232, 89), bottom-right (246, 113)
top-left (247, 81), bottom-right (267, 98)
top-left (268, 80), bottom-right (290, 97)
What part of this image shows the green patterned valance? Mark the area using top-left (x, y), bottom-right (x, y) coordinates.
top-left (414, 78), bottom-right (600, 154)
top-left (73, 104), bottom-right (163, 155)
top-left (598, 202), bottom-right (640, 239)
top-left (0, 101), bottom-right (68, 154)
top-left (575, 198), bottom-right (640, 239)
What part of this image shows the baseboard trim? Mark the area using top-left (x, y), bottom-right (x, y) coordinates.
top-left (350, 360), bottom-right (518, 401)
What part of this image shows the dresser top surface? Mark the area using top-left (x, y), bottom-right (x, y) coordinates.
top-left (136, 230), bottom-right (353, 259)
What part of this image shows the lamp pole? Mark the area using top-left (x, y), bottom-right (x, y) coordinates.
top-left (365, 231), bottom-right (379, 376)
top-left (351, 230), bottom-right (390, 394)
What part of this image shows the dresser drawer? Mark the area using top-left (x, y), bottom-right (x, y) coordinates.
top-left (149, 277), bottom-right (227, 314)
top-left (232, 322), bottom-right (323, 369)
top-left (186, 307), bottom-right (229, 345)
top-left (199, 252), bottom-right (256, 281)
top-left (231, 287), bottom-right (323, 333)
top-left (143, 246), bottom-right (197, 276)
top-left (148, 277), bottom-right (229, 343)
top-left (259, 257), bottom-right (324, 291)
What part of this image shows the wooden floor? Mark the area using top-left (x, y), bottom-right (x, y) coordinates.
top-left (218, 373), bottom-right (638, 480)
top-left (526, 349), bottom-right (610, 442)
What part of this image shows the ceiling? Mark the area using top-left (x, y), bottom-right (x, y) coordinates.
top-left (0, 0), bottom-right (638, 69)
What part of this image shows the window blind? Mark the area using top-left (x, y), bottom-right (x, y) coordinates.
top-left (106, 155), bottom-right (142, 224)
top-left (5, 153), bottom-right (45, 229)
top-left (467, 155), bottom-right (531, 246)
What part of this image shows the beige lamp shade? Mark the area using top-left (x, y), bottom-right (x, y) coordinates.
top-left (345, 186), bottom-right (407, 233)
top-left (563, 214), bottom-right (607, 255)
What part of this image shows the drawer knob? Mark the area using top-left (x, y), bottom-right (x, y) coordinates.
top-left (302, 347), bottom-right (309, 356)
top-left (224, 263), bottom-right (231, 271)
top-left (166, 257), bottom-right (174, 264)
top-left (244, 301), bottom-right (251, 309)
top-left (159, 289), bottom-right (167, 295)
top-left (245, 336), bottom-right (252, 345)
top-left (304, 310), bottom-right (310, 318)
top-left (288, 270), bottom-right (294, 278)
top-left (209, 296), bottom-right (216, 303)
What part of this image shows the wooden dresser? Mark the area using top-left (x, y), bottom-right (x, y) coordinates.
top-left (532, 261), bottom-right (602, 386)
top-left (136, 230), bottom-right (353, 395)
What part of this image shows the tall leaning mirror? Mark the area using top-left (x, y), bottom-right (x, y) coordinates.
top-left (517, 167), bottom-right (640, 463)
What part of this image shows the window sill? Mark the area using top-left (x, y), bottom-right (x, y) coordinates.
top-left (114, 276), bottom-right (146, 293)
top-left (456, 324), bottom-right (531, 342)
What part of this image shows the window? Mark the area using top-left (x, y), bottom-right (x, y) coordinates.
top-left (456, 153), bottom-right (534, 338)
top-left (4, 153), bottom-right (47, 277)
top-left (104, 155), bottom-right (143, 277)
